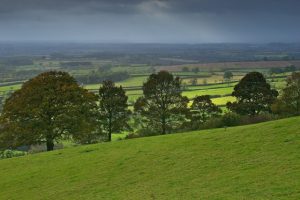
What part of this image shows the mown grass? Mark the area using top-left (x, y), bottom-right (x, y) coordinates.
top-left (0, 117), bottom-right (299, 199)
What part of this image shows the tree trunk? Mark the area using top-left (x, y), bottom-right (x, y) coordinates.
top-left (46, 138), bottom-right (54, 151)
top-left (161, 114), bottom-right (166, 135)
top-left (108, 131), bottom-right (112, 142)
top-left (108, 115), bottom-right (112, 142)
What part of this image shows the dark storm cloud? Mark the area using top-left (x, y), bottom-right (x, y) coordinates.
top-left (169, 0), bottom-right (300, 14)
top-left (1, 0), bottom-right (300, 15)
top-left (0, 0), bottom-right (300, 43)
top-left (0, 0), bottom-right (139, 14)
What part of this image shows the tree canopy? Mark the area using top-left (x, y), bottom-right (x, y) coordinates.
top-left (272, 72), bottom-right (300, 115)
top-left (134, 71), bottom-right (189, 135)
top-left (0, 71), bottom-right (99, 151)
top-left (191, 95), bottom-right (222, 127)
top-left (223, 71), bottom-right (233, 81)
top-left (98, 80), bottom-right (131, 141)
top-left (227, 72), bottom-right (278, 115)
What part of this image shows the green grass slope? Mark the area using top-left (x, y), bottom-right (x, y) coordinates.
top-left (0, 117), bottom-right (299, 200)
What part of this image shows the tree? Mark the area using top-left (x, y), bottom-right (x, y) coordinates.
top-left (285, 65), bottom-right (296, 73)
top-left (0, 71), bottom-right (99, 151)
top-left (182, 66), bottom-right (189, 72)
top-left (192, 67), bottom-right (200, 74)
top-left (227, 72), bottom-right (278, 115)
top-left (189, 78), bottom-right (198, 86)
top-left (190, 95), bottom-right (222, 127)
top-left (272, 72), bottom-right (300, 115)
top-left (134, 71), bottom-right (189, 135)
top-left (99, 80), bottom-right (131, 141)
top-left (270, 68), bottom-right (284, 74)
top-left (223, 71), bottom-right (233, 82)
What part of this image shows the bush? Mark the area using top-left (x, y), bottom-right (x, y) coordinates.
top-left (199, 117), bottom-right (223, 129)
top-left (222, 112), bottom-right (241, 127)
top-left (0, 150), bottom-right (27, 159)
top-left (240, 113), bottom-right (279, 125)
top-left (124, 133), bottom-right (141, 140)
top-left (136, 127), bottom-right (161, 137)
top-left (195, 112), bottom-right (279, 131)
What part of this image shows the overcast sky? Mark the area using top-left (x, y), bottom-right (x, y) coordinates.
top-left (1, 0), bottom-right (300, 43)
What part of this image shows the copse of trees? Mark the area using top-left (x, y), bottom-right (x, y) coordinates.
top-left (134, 71), bottom-right (189, 135)
top-left (0, 71), bottom-right (100, 151)
top-left (98, 80), bottom-right (131, 141)
top-left (192, 67), bottom-right (200, 74)
top-left (269, 65), bottom-right (297, 75)
top-left (227, 72), bottom-right (278, 116)
top-left (272, 72), bottom-right (300, 115)
top-left (182, 66), bottom-right (189, 72)
top-left (76, 71), bottom-right (130, 85)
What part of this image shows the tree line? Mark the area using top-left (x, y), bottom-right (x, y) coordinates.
top-left (0, 70), bottom-right (300, 152)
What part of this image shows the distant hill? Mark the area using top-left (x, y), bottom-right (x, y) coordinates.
top-left (0, 117), bottom-right (299, 199)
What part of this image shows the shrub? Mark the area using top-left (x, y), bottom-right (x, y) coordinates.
top-left (124, 133), bottom-right (141, 140)
top-left (240, 113), bottom-right (279, 125)
top-left (222, 112), bottom-right (241, 127)
top-left (137, 128), bottom-right (161, 137)
top-left (0, 150), bottom-right (27, 159)
top-left (199, 117), bottom-right (223, 129)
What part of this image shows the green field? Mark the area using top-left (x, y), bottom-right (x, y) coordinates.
top-left (183, 87), bottom-right (234, 99)
top-left (212, 96), bottom-right (236, 105)
top-left (116, 76), bottom-right (148, 87)
top-left (0, 66), bottom-right (290, 111)
top-left (0, 116), bottom-right (299, 199)
top-left (0, 84), bottom-right (22, 92)
top-left (1, 78), bottom-right (285, 108)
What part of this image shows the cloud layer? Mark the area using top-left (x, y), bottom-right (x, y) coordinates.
top-left (1, 0), bottom-right (300, 43)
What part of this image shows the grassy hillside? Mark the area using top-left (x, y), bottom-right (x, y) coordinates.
top-left (0, 117), bottom-right (299, 200)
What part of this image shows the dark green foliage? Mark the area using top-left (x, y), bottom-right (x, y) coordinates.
top-left (270, 68), bottom-right (284, 74)
top-left (134, 71), bottom-right (189, 135)
top-left (222, 112), bottom-right (241, 127)
top-left (76, 71), bottom-right (130, 85)
top-left (191, 67), bottom-right (200, 74)
top-left (285, 65), bottom-right (297, 73)
top-left (223, 71), bottom-right (233, 81)
top-left (124, 133), bottom-right (140, 140)
top-left (0, 150), bottom-right (27, 159)
top-left (272, 72), bottom-right (300, 115)
top-left (0, 71), bottom-right (100, 151)
top-left (190, 95), bottom-right (222, 129)
top-left (189, 78), bottom-right (198, 86)
top-left (199, 112), bottom-right (278, 130)
top-left (181, 67), bottom-right (189, 72)
top-left (270, 65), bottom-right (297, 75)
top-left (99, 80), bottom-right (131, 141)
top-left (227, 72), bottom-right (278, 115)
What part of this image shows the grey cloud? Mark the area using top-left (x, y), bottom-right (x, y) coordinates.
top-left (1, 0), bottom-right (300, 15)
top-left (0, 0), bottom-right (300, 43)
